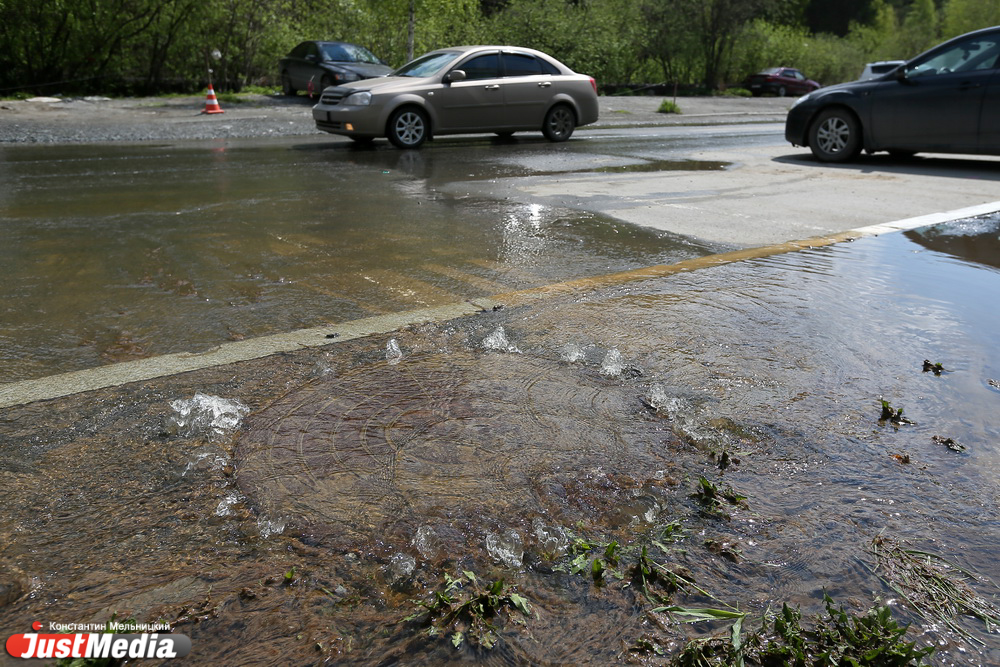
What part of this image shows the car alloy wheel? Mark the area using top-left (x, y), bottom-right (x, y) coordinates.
top-left (542, 104), bottom-right (575, 142)
top-left (809, 108), bottom-right (861, 162)
top-left (388, 107), bottom-right (428, 149)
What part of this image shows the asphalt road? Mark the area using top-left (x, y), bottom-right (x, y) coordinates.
top-left (3, 91), bottom-right (1000, 249)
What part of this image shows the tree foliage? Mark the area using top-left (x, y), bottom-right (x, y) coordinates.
top-left (0, 0), bottom-right (996, 96)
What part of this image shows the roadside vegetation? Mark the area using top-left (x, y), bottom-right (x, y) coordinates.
top-left (1, 0), bottom-right (998, 98)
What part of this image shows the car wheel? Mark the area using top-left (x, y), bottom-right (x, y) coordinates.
top-left (809, 108), bottom-right (862, 162)
top-left (777, 86), bottom-right (787, 97)
top-left (281, 72), bottom-right (295, 96)
top-left (387, 107), bottom-right (429, 149)
top-left (542, 104), bottom-right (575, 142)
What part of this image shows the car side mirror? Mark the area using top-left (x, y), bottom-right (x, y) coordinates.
top-left (895, 67), bottom-right (910, 83)
top-left (445, 69), bottom-right (466, 83)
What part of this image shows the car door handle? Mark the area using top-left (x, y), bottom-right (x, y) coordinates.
top-left (957, 81), bottom-right (982, 91)
top-left (484, 85), bottom-right (500, 90)
top-left (537, 81), bottom-right (552, 88)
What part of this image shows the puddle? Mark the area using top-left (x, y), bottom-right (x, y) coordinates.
top-left (0, 142), bottom-right (722, 384)
top-left (1, 215), bottom-right (999, 665)
top-left (592, 159), bottom-right (728, 173)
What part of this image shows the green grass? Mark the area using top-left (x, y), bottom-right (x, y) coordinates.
top-left (657, 99), bottom-right (681, 114)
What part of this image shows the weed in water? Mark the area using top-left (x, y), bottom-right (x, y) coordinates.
top-left (666, 594), bottom-right (934, 666)
top-left (692, 476), bottom-right (747, 513)
top-left (922, 359), bottom-right (945, 375)
top-left (879, 399), bottom-right (913, 426)
top-left (931, 435), bottom-right (966, 451)
top-left (869, 535), bottom-right (1000, 641)
top-left (403, 571), bottom-right (532, 650)
top-left (751, 594), bottom-right (935, 666)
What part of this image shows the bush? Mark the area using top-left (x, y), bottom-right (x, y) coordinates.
top-left (657, 99), bottom-right (681, 114)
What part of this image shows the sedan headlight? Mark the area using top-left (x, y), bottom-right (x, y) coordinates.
top-left (343, 91), bottom-right (372, 106)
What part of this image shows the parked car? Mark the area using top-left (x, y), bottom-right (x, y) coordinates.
top-left (744, 67), bottom-right (821, 97)
top-left (859, 60), bottom-right (905, 80)
top-left (280, 41), bottom-right (393, 96)
top-left (785, 26), bottom-right (1000, 162)
top-left (312, 45), bottom-right (599, 148)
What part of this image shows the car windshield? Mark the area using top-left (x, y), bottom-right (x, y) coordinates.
top-left (393, 52), bottom-right (462, 77)
top-left (908, 36), bottom-right (1000, 77)
top-left (322, 43), bottom-right (381, 64)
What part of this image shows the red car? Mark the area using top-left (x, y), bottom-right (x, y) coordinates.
top-left (744, 67), bottom-right (820, 97)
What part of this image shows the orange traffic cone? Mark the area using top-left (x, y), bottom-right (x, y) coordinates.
top-left (202, 84), bottom-right (224, 114)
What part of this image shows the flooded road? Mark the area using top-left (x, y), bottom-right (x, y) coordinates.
top-left (2, 126), bottom-right (1000, 665)
top-left (0, 137), bottom-right (726, 383)
top-left (2, 204), bottom-right (999, 664)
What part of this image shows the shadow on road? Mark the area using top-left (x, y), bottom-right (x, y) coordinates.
top-left (774, 152), bottom-right (1000, 180)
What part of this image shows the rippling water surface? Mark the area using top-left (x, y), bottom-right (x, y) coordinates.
top-left (1, 201), bottom-right (998, 664)
top-left (0, 141), bottom-right (718, 383)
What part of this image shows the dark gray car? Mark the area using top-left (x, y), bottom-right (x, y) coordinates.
top-left (280, 41), bottom-right (392, 97)
top-left (785, 26), bottom-right (1000, 162)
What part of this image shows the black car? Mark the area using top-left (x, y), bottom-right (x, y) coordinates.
top-left (279, 41), bottom-right (393, 96)
top-left (785, 26), bottom-right (1000, 162)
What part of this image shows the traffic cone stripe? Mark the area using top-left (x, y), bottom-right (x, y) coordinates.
top-left (202, 85), bottom-right (225, 114)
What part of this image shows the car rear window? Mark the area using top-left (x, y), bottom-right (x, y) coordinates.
top-left (501, 53), bottom-right (559, 76)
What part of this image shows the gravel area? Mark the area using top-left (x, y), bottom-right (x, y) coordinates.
top-left (0, 93), bottom-right (794, 144)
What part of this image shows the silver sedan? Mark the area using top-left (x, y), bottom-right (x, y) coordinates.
top-left (312, 45), bottom-right (599, 148)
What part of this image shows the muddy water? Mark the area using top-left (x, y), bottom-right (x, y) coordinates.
top-left (0, 141), bottom-right (719, 384)
top-left (1, 215), bottom-right (999, 666)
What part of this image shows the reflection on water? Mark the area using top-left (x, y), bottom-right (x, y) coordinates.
top-left (0, 141), bottom-right (720, 383)
top-left (0, 216), bottom-right (998, 665)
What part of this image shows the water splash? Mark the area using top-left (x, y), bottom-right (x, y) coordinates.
top-left (388, 552), bottom-right (416, 581)
top-left (168, 393), bottom-right (249, 440)
top-left (599, 348), bottom-right (626, 377)
top-left (482, 326), bottom-right (520, 353)
top-left (413, 525), bottom-right (440, 560)
top-left (257, 516), bottom-right (286, 539)
top-left (532, 518), bottom-right (568, 558)
top-left (646, 384), bottom-right (671, 412)
top-left (386, 338), bottom-right (403, 365)
top-left (215, 492), bottom-right (244, 517)
top-left (486, 529), bottom-right (524, 568)
top-left (560, 343), bottom-right (586, 363)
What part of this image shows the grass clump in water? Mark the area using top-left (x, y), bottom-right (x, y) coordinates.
top-left (634, 594), bottom-right (934, 666)
top-left (869, 535), bottom-right (1000, 641)
top-left (403, 571), bottom-right (532, 650)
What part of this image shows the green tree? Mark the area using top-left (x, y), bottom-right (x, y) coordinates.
top-left (896, 0), bottom-right (939, 57)
top-left (847, 0), bottom-right (899, 60)
top-left (942, 0), bottom-right (1000, 38)
top-left (643, 0), bottom-right (784, 89)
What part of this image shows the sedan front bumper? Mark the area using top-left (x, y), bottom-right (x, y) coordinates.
top-left (784, 102), bottom-right (814, 147)
top-left (313, 104), bottom-right (385, 137)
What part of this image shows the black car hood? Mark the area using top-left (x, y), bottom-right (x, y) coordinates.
top-left (324, 62), bottom-right (393, 78)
